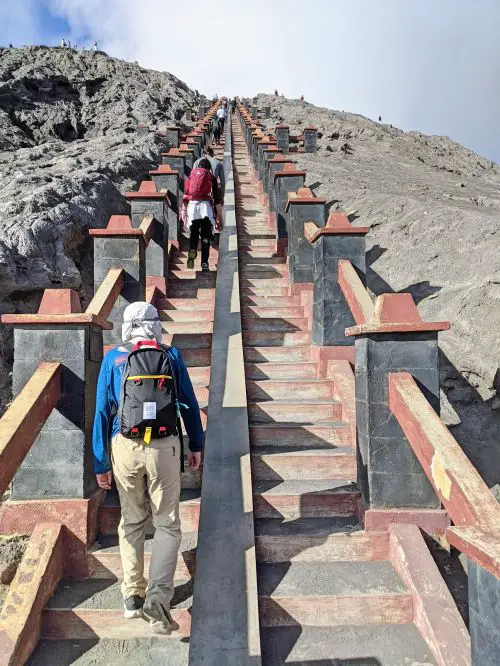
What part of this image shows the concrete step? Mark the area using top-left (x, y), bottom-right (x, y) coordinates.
top-left (251, 447), bottom-right (356, 480)
top-left (255, 518), bottom-right (389, 563)
top-left (249, 423), bottom-right (352, 448)
top-left (162, 332), bottom-right (212, 349)
top-left (247, 401), bottom-right (342, 423)
top-left (30, 637), bottom-right (190, 664)
top-left (239, 254), bottom-right (286, 263)
top-left (246, 380), bottom-right (335, 402)
top-left (242, 287), bottom-right (291, 297)
top-left (159, 309), bottom-right (214, 322)
top-left (242, 330), bottom-right (311, 347)
top-left (99, 489), bottom-right (201, 535)
top-left (180, 365), bottom-right (210, 386)
top-left (241, 277), bottom-right (290, 289)
top-left (240, 265), bottom-right (289, 278)
top-left (238, 239), bottom-right (276, 248)
top-left (241, 317), bottom-right (309, 332)
top-left (241, 295), bottom-right (301, 307)
top-left (169, 270), bottom-right (217, 281)
top-left (166, 286), bottom-right (215, 299)
top-left (156, 297), bottom-right (215, 310)
top-left (257, 561), bottom-right (412, 627)
top-left (260, 624), bottom-right (437, 665)
top-left (243, 346), bottom-right (311, 363)
top-left (245, 362), bottom-right (318, 380)
top-left (161, 321), bottom-right (213, 335)
top-left (253, 479), bottom-right (359, 519)
top-left (242, 306), bottom-right (305, 319)
top-left (86, 533), bottom-right (197, 580)
top-left (175, 348), bottom-right (211, 367)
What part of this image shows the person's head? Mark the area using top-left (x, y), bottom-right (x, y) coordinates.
top-left (197, 158), bottom-right (212, 171)
top-left (122, 302), bottom-right (162, 344)
top-left (205, 146), bottom-right (214, 158)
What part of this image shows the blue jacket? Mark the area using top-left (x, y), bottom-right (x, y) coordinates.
top-left (92, 345), bottom-right (204, 474)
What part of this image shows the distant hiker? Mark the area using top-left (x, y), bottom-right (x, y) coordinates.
top-left (182, 158), bottom-right (224, 272)
top-left (212, 115), bottom-right (221, 145)
top-left (231, 98), bottom-right (236, 114)
top-left (93, 40), bottom-right (99, 51)
top-left (274, 89), bottom-right (278, 96)
top-left (216, 105), bottom-right (227, 135)
top-left (60, 38), bottom-right (66, 48)
top-left (212, 93), bottom-right (217, 101)
top-left (378, 115), bottom-right (382, 122)
top-left (93, 302), bottom-right (203, 633)
top-left (8, 44), bottom-right (13, 48)
top-left (194, 146), bottom-right (225, 198)
top-left (300, 94), bottom-right (304, 102)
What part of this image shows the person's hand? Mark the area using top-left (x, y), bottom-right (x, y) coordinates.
top-left (215, 218), bottom-right (223, 232)
top-left (188, 452), bottom-right (202, 471)
top-left (96, 471), bottom-right (113, 490)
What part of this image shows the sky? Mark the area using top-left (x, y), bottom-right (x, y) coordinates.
top-left (1, 0), bottom-right (499, 161)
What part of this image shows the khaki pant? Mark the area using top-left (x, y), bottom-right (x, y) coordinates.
top-left (111, 434), bottom-right (182, 608)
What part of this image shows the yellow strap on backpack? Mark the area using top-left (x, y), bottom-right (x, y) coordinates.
top-left (144, 427), bottom-right (152, 446)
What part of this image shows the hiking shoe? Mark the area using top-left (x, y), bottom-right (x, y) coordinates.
top-left (123, 595), bottom-right (145, 619)
top-left (187, 249), bottom-right (197, 270)
top-left (201, 262), bottom-right (209, 272)
top-left (143, 598), bottom-right (179, 635)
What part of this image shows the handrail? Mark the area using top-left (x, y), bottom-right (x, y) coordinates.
top-left (0, 362), bottom-right (61, 496)
top-left (85, 268), bottom-right (124, 319)
top-left (389, 372), bottom-right (500, 528)
top-left (338, 258), bottom-right (374, 324)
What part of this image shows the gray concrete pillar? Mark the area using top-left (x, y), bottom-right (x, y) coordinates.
top-left (304, 127), bottom-right (318, 153)
top-left (347, 294), bottom-right (447, 509)
top-left (137, 124), bottom-right (149, 137)
top-left (90, 215), bottom-right (146, 346)
top-left (286, 190), bottom-right (326, 283)
top-left (165, 126), bottom-right (181, 149)
top-left (272, 168), bottom-right (306, 250)
top-left (4, 289), bottom-right (107, 499)
top-left (307, 213), bottom-right (369, 346)
top-left (276, 124), bottom-right (290, 154)
top-left (149, 165), bottom-right (180, 241)
top-left (265, 106), bottom-right (271, 119)
top-left (179, 145), bottom-right (195, 174)
top-left (126, 187), bottom-right (168, 280)
top-left (161, 150), bottom-right (186, 189)
top-left (469, 560), bottom-right (500, 666)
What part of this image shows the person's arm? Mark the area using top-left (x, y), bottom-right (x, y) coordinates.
top-left (169, 347), bottom-right (204, 452)
top-left (92, 354), bottom-right (114, 486)
top-left (217, 162), bottom-right (226, 197)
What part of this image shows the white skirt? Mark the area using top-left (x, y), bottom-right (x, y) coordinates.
top-left (187, 200), bottom-right (214, 226)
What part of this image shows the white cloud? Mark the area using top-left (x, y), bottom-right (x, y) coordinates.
top-left (9, 0), bottom-right (500, 160)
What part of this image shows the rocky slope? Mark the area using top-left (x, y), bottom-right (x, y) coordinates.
top-left (254, 94), bottom-right (500, 491)
top-left (0, 46), bottom-right (200, 408)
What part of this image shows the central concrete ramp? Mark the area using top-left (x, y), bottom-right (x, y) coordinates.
top-left (189, 115), bottom-right (261, 665)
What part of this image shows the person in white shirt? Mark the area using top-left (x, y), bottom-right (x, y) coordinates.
top-left (216, 106), bottom-right (227, 134)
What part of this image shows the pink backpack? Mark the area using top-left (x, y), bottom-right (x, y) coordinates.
top-left (188, 168), bottom-right (212, 200)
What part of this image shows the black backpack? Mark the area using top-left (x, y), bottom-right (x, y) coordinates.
top-left (118, 341), bottom-right (178, 442)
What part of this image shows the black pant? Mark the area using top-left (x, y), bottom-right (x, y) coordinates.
top-left (190, 217), bottom-right (213, 263)
top-left (213, 125), bottom-right (220, 144)
top-left (219, 118), bottom-right (225, 134)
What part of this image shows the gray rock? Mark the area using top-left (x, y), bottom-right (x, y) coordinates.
top-left (255, 93), bottom-right (500, 490)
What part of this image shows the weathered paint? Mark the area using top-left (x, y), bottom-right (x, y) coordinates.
top-left (0, 522), bottom-right (64, 665)
top-left (0, 362), bottom-right (61, 497)
top-left (389, 524), bottom-right (471, 666)
top-left (338, 259), bottom-right (375, 325)
top-left (389, 372), bottom-right (500, 527)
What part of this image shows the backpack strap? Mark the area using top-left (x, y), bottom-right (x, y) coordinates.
top-left (162, 344), bottom-right (185, 473)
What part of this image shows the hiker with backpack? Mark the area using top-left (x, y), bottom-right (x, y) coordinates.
top-left (194, 146), bottom-right (225, 198)
top-left (181, 158), bottom-right (223, 272)
top-left (92, 301), bottom-right (203, 634)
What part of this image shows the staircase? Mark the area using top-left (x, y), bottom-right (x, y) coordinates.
top-left (27, 140), bottom-right (225, 665)
top-left (233, 117), bottom-right (438, 664)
